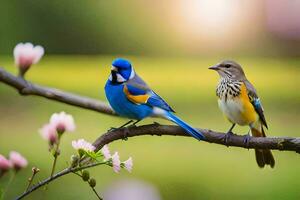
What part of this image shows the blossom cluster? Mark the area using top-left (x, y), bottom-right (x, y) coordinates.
top-left (100, 144), bottom-right (133, 173)
top-left (72, 139), bottom-right (96, 153)
top-left (0, 151), bottom-right (27, 176)
top-left (39, 111), bottom-right (75, 147)
top-left (71, 139), bottom-right (133, 173)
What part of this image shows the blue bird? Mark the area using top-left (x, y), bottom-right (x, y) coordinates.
top-left (104, 58), bottom-right (205, 141)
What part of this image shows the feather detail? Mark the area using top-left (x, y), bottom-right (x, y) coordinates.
top-left (244, 80), bottom-right (268, 129)
top-left (251, 121), bottom-right (275, 168)
top-left (123, 80), bottom-right (174, 112)
top-left (123, 85), bottom-right (150, 104)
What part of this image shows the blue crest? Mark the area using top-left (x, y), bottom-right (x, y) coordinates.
top-left (112, 58), bottom-right (131, 69)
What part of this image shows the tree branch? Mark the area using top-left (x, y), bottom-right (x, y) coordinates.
top-left (0, 67), bottom-right (115, 116)
top-left (93, 124), bottom-right (300, 153)
top-left (1, 67), bottom-right (300, 153)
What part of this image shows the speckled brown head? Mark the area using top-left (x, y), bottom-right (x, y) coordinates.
top-left (209, 60), bottom-right (246, 80)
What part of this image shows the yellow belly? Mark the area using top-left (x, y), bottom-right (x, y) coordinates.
top-left (218, 83), bottom-right (258, 126)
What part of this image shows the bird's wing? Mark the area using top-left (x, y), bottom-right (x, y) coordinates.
top-left (124, 75), bottom-right (175, 112)
top-left (244, 80), bottom-right (268, 129)
top-left (146, 90), bottom-right (175, 112)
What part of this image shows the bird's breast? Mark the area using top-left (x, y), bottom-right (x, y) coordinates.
top-left (105, 81), bottom-right (153, 120)
top-left (217, 82), bottom-right (257, 126)
top-left (216, 79), bottom-right (242, 100)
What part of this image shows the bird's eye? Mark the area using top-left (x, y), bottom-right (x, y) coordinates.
top-left (224, 64), bottom-right (231, 68)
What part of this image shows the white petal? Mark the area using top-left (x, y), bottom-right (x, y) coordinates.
top-left (32, 45), bottom-right (44, 64)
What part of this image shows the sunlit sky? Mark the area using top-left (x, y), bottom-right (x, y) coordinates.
top-left (178, 0), bottom-right (240, 37)
top-left (0, 0), bottom-right (299, 55)
top-left (162, 0), bottom-right (266, 53)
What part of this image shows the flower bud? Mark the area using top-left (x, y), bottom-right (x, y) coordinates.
top-left (32, 167), bottom-right (40, 174)
top-left (112, 152), bottom-right (121, 173)
top-left (50, 112), bottom-right (75, 134)
top-left (0, 155), bottom-right (11, 176)
top-left (13, 42), bottom-right (44, 77)
top-left (89, 178), bottom-right (96, 188)
top-left (82, 170), bottom-right (90, 181)
top-left (122, 157), bottom-right (133, 173)
top-left (39, 124), bottom-right (58, 146)
top-left (72, 139), bottom-right (95, 154)
top-left (101, 145), bottom-right (111, 161)
top-left (9, 151), bottom-right (27, 171)
top-left (56, 124), bottom-right (66, 135)
top-left (70, 155), bottom-right (79, 168)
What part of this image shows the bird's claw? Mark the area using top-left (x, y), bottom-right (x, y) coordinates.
top-left (243, 134), bottom-right (251, 149)
top-left (153, 121), bottom-right (161, 126)
top-left (127, 123), bottom-right (137, 128)
top-left (108, 127), bottom-right (117, 132)
top-left (122, 127), bottom-right (130, 141)
top-left (223, 131), bottom-right (233, 146)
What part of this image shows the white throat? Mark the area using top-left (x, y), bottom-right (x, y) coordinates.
top-left (129, 68), bottom-right (135, 79)
top-left (108, 73), bottom-right (127, 82)
top-left (108, 66), bottom-right (135, 82)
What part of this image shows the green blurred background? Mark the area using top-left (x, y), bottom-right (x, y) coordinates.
top-left (1, 0), bottom-right (300, 199)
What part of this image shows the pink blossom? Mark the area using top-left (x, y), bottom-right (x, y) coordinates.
top-left (50, 112), bottom-right (75, 134)
top-left (0, 154), bottom-right (11, 172)
top-left (101, 145), bottom-right (111, 160)
top-left (123, 157), bottom-right (133, 173)
top-left (112, 152), bottom-right (121, 173)
top-left (13, 42), bottom-right (44, 73)
top-left (72, 139), bottom-right (95, 152)
top-left (39, 124), bottom-right (58, 145)
top-left (9, 151), bottom-right (28, 170)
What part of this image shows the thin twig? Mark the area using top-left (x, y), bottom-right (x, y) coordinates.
top-left (15, 162), bottom-right (106, 200)
top-left (71, 171), bottom-right (82, 178)
top-left (50, 138), bottom-right (61, 177)
top-left (2, 172), bottom-right (16, 199)
top-left (72, 172), bottom-right (103, 200)
top-left (25, 168), bottom-right (39, 192)
top-left (91, 188), bottom-right (103, 200)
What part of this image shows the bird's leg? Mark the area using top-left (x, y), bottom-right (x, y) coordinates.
top-left (228, 123), bottom-right (236, 133)
top-left (243, 129), bottom-right (251, 148)
top-left (130, 120), bottom-right (141, 127)
top-left (108, 120), bottom-right (134, 132)
top-left (119, 120), bottom-right (135, 128)
top-left (122, 120), bottom-right (142, 141)
top-left (122, 128), bottom-right (130, 141)
top-left (224, 123), bottom-right (236, 144)
top-left (124, 119), bottom-right (141, 133)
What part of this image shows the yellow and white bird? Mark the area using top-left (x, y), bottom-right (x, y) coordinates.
top-left (209, 60), bottom-right (275, 168)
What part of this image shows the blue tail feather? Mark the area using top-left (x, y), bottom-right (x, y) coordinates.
top-left (165, 112), bottom-right (205, 141)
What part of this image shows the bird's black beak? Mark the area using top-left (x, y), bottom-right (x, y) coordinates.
top-left (111, 69), bottom-right (118, 83)
top-left (111, 66), bottom-right (118, 72)
top-left (111, 65), bottom-right (118, 83)
top-left (209, 65), bottom-right (220, 71)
